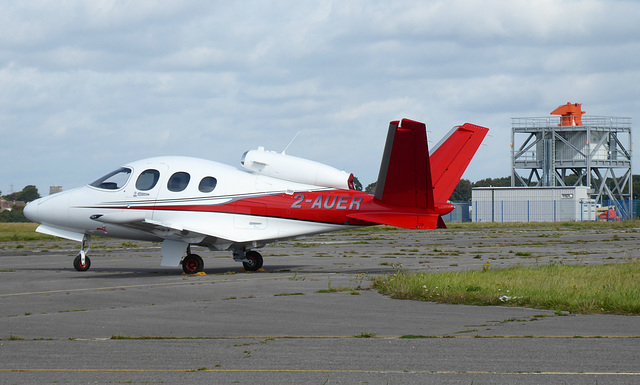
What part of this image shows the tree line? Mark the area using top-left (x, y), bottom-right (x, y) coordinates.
top-left (0, 185), bottom-right (40, 222)
top-left (365, 175), bottom-right (640, 202)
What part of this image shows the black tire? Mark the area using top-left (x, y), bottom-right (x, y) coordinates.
top-left (242, 251), bottom-right (263, 271)
top-left (73, 255), bottom-right (91, 272)
top-left (182, 254), bottom-right (204, 274)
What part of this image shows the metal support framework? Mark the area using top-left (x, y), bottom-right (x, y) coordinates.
top-left (511, 116), bottom-right (632, 218)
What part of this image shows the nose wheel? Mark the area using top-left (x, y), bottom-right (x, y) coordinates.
top-left (73, 254), bottom-right (91, 271)
top-left (73, 235), bottom-right (92, 271)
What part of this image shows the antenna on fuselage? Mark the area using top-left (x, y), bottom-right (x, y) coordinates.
top-left (282, 131), bottom-right (301, 155)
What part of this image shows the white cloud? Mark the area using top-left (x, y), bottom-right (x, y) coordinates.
top-left (0, 0), bottom-right (639, 196)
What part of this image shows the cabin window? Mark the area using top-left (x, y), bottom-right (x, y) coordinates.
top-left (199, 177), bottom-right (217, 193)
top-left (136, 169), bottom-right (160, 191)
top-left (90, 167), bottom-right (132, 190)
top-left (167, 172), bottom-right (191, 192)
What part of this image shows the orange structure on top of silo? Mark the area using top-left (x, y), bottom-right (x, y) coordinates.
top-left (550, 102), bottom-right (585, 126)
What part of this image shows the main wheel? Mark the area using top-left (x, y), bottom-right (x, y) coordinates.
top-left (182, 254), bottom-right (204, 274)
top-left (73, 255), bottom-right (91, 271)
top-left (242, 251), bottom-right (263, 271)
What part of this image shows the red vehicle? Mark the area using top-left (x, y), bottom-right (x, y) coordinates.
top-left (597, 207), bottom-right (621, 221)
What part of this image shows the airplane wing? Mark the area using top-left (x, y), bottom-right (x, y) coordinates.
top-left (91, 210), bottom-right (347, 268)
top-left (90, 211), bottom-right (271, 248)
top-left (92, 212), bottom-right (261, 267)
top-left (93, 214), bottom-right (205, 243)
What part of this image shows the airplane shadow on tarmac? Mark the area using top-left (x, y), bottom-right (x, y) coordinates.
top-left (13, 263), bottom-right (394, 279)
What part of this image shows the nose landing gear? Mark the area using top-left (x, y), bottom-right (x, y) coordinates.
top-left (73, 235), bottom-right (92, 272)
top-left (73, 253), bottom-right (91, 271)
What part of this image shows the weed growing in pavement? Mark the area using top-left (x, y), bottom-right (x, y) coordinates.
top-left (353, 330), bottom-right (377, 338)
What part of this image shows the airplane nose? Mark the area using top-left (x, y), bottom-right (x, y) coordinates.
top-left (23, 188), bottom-right (83, 229)
top-left (23, 200), bottom-right (39, 223)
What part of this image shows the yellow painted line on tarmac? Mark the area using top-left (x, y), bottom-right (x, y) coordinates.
top-left (0, 273), bottom-right (298, 298)
top-left (0, 368), bottom-right (639, 375)
top-left (2, 335), bottom-right (639, 341)
top-left (386, 335), bottom-right (640, 339)
top-left (102, 335), bottom-right (640, 340)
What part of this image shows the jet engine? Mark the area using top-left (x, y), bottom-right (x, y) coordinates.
top-left (241, 147), bottom-right (355, 190)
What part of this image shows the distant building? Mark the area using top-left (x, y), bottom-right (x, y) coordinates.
top-left (0, 198), bottom-right (11, 212)
top-left (49, 186), bottom-right (63, 195)
top-left (472, 186), bottom-right (597, 223)
top-left (0, 198), bottom-right (25, 212)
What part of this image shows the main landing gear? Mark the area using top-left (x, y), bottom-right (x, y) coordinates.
top-left (73, 235), bottom-right (92, 272)
top-left (181, 253), bottom-right (204, 274)
top-left (181, 249), bottom-right (263, 274)
top-left (243, 250), bottom-right (264, 271)
top-left (231, 248), bottom-right (264, 272)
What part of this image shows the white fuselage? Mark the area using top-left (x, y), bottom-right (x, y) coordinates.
top-left (24, 156), bottom-right (358, 252)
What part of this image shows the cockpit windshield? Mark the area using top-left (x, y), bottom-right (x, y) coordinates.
top-left (89, 167), bottom-right (132, 190)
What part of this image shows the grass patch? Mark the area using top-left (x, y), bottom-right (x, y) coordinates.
top-left (353, 330), bottom-right (377, 338)
top-left (0, 223), bottom-right (54, 242)
top-left (291, 242), bottom-right (321, 248)
top-left (316, 286), bottom-right (357, 294)
top-left (372, 261), bottom-right (640, 315)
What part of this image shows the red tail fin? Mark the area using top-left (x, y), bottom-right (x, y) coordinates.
top-left (374, 119), bottom-right (434, 210)
top-left (351, 119), bottom-right (488, 230)
top-left (429, 123), bottom-right (489, 203)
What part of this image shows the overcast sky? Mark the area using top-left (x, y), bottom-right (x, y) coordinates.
top-left (1, 0), bottom-right (639, 196)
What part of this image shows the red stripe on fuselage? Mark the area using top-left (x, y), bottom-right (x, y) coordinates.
top-left (88, 190), bottom-right (378, 225)
top-left (158, 190), bottom-right (375, 224)
top-left (83, 190), bottom-right (451, 226)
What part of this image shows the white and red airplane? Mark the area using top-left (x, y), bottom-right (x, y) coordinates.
top-left (24, 118), bottom-right (488, 274)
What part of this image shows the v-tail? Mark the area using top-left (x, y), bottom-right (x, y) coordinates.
top-left (349, 118), bottom-right (488, 229)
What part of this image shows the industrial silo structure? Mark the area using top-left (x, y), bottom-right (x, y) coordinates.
top-left (510, 103), bottom-right (632, 219)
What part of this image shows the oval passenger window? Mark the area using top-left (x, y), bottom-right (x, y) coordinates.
top-left (167, 172), bottom-right (191, 192)
top-left (199, 177), bottom-right (217, 193)
top-left (136, 169), bottom-right (160, 191)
